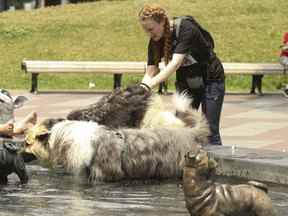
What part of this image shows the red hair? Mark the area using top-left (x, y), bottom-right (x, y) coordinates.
top-left (138, 4), bottom-right (172, 65)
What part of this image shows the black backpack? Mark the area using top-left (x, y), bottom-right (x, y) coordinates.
top-left (174, 16), bottom-right (215, 50)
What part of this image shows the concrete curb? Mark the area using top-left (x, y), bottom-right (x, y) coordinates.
top-left (204, 145), bottom-right (288, 185)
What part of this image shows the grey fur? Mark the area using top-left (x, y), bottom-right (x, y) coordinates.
top-left (89, 127), bottom-right (206, 182)
top-left (26, 107), bottom-right (209, 182)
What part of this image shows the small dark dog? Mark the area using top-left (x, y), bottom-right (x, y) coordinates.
top-left (183, 150), bottom-right (277, 216)
top-left (67, 85), bottom-right (152, 128)
top-left (0, 142), bottom-right (28, 184)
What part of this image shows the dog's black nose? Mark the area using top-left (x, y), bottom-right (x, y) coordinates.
top-left (20, 152), bottom-right (37, 163)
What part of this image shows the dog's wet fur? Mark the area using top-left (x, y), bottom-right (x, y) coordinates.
top-left (183, 150), bottom-right (277, 216)
top-left (0, 142), bottom-right (28, 184)
top-left (24, 106), bottom-right (209, 183)
top-left (67, 85), bottom-right (152, 128)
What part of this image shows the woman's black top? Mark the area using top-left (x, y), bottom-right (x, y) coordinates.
top-left (147, 17), bottom-right (224, 81)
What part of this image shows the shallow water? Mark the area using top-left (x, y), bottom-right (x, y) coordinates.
top-left (0, 165), bottom-right (287, 216)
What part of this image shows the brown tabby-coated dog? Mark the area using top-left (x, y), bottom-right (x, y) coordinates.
top-left (183, 150), bottom-right (277, 216)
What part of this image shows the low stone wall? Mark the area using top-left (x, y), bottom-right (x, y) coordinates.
top-left (204, 145), bottom-right (288, 185)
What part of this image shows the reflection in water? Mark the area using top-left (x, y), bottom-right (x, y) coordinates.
top-left (0, 165), bottom-right (287, 216)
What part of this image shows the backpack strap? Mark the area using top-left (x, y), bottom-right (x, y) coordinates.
top-left (174, 16), bottom-right (215, 50)
top-left (174, 17), bottom-right (183, 39)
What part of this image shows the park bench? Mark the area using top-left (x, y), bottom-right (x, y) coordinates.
top-left (21, 60), bottom-right (286, 93)
top-left (222, 63), bottom-right (285, 75)
top-left (21, 60), bottom-right (147, 93)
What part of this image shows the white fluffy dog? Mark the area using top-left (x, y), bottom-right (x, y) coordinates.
top-left (24, 94), bottom-right (210, 182)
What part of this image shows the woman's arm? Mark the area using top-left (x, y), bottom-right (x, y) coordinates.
top-left (144, 53), bottom-right (185, 89)
top-left (141, 65), bottom-right (159, 84)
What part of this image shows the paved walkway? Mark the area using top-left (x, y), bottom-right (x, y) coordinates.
top-left (11, 90), bottom-right (288, 152)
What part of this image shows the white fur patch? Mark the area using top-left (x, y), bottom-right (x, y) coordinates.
top-left (142, 95), bottom-right (185, 128)
top-left (172, 92), bottom-right (191, 113)
top-left (142, 93), bottom-right (192, 128)
top-left (154, 111), bottom-right (185, 128)
top-left (49, 121), bottom-right (104, 172)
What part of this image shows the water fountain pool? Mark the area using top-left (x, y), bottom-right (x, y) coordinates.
top-left (0, 165), bottom-right (287, 216)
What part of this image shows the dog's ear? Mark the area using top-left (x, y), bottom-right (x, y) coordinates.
top-left (25, 124), bottom-right (51, 146)
top-left (35, 131), bottom-right (51, 143)
top-left (193, 149), bottom-right (208, 165)
top-left (41, 118), bottom-right (65, 131)
top-left (184, 151), bottom-right (197, 167)
top-left (185, 151), bottom-right (197, 160)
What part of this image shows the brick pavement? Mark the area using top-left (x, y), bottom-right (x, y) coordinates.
top-left (11, 90), bottom-right (288, 152)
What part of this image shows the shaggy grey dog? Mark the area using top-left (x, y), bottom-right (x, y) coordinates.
top-left (24, 107), bottom-right (210, 182)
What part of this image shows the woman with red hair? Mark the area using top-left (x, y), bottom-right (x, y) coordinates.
top-left (138, 4), bottom-right (225, 145)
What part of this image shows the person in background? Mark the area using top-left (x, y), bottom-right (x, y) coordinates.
top-left (0, 111), bottom-right (37, 138)
top-left (250, 75), bottom-right (263, 96)
top-left (138, 4), bottom-right (225, 145)
top-left (0, 109), bottom-right (37, 185)
top-left (279, 32), bottom-right (288, 97)
top-left (0, 112), bottom-right (38, 164)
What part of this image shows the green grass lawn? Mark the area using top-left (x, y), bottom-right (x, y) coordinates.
top-left (0, 0), bottom-right (287, 91)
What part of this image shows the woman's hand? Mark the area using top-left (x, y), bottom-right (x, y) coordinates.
top-left (140, 65), bottom-right (158, 91)
top-left (139, 82), bottom-right (152, 92)
top-left (141, 73), bottom-right (153, 87)
top-left (0, 122), bottom-right (14, 137)
top-left (147, 54), bottom-right (185, 88)
top-left (141, 53), bottom-right (184, 91)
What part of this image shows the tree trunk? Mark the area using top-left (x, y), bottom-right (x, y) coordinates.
top-left (0, 0), bottom-right (8, 11)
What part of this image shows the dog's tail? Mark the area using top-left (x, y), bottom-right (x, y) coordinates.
top-left (172, 92), bottom-right (210, 144)
top-left (248, 181), bottom-right (269, 193)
